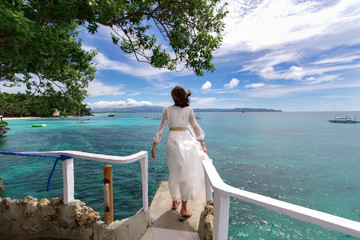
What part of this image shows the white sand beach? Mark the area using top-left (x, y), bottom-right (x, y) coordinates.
top-left (3, 117), bottom-right (45, 121)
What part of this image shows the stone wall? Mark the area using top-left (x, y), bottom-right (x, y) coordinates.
top-left (198, 201), bottom-right (214, 240)
top-left (0, 125), bottom-right (6, 136)
top-left (0, 177), bottom-right (4, 195)
top-left (0, 196), bottom-right (150, 240)
top-left (0, 196), bottom-right (100, 240)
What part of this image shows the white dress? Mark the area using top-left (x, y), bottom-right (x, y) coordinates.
top-left (154, 106), bottom-right (209, 201)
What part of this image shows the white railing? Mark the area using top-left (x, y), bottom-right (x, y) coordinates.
top-left (202, 160), bottom-right (360, 239)
top-left (0, 150), bottom-right (149, 212)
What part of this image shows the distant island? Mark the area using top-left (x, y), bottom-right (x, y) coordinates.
top-left (92, 106), bottom-right (282, 113)
top-left (194, 108), bottom-right (282, 112)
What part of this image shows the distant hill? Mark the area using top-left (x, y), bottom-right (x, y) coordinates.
top-left (194, 108), bottom-right (282, 112)
top-left (92, 106), bottom-right (282, 113)
top-left (92, 106), bottom-right (164, 113)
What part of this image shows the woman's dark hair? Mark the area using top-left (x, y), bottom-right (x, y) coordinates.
top-left (171, 86), bottom-right (191, 108)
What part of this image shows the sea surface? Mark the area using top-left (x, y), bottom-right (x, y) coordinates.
top-left (1, 111), bottom-right (360, 239)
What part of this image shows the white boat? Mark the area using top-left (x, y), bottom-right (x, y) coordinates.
top-left (328, 116), bottom-right (360, 123)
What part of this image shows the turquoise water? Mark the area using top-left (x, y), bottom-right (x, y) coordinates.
top-left (1, 112), bottom-right (360, 239)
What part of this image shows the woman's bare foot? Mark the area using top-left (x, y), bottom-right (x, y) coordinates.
top-left (180, 200), bottom-right (191, 216)
top-left (180, 209), bottom-right (192, 217)
top-left (179, 209), bottom-right (192, 221)
top-left (172, 200), bottom-right (180, 210)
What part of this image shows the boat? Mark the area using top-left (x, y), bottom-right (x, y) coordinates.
top-left (77, 119), bottom-right (90, 123)
top-left (32, 124), bottom-right (47, 127)
top-left (108, 115), bottom-right (115, 117)
top-left (328, 116), bottom-right (360, 123)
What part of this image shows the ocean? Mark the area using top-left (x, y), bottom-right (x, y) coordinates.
top-left (0, 111), bottom-right (359, 239)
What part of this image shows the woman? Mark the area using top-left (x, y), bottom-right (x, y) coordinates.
top-left (151, 86), bottom-right (208, 221)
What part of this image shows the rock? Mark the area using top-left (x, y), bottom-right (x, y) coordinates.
top-left (204, 214), bottom-right (214, 240)
top-left (199, 200), bottom-right (214, 240)
top-left (50, 197), bottom-right (61, 206)
top-left (74, 205), bottom-right (100, 227)
top-left (21, 223), bottom-right (39, 234)
top-left (37, 198), bottom-right (50, 208)
top-left (0, 177), bottom-right (4, 195)
top-left (16, 196), bottom-right (37, 205)
top-left (0, 197), bottom-right (11, 212)
top-left (24, 203), bottom-right (37, 217)
top-left (53, 109), bottom-right (61, 117)
top-left (41, 204), bottom-right (57, 220)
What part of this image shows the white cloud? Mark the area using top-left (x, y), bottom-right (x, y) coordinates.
top-left (0, 83), bottom-right (27, 94)
top-left (201, 81), bottom-right (212, 91)
top-left (304, 75), bottom-right (341, 84)
top-left (191, 97), bottom-right (217, 107)
top-left (83, 46), bottom-right (184, 85)
top-left (86, 80), bottom-right (125, 97)
top-left (82, 45), bottom-right (193, 87)
top-left (224, 78), bottom-right (240, 89)
top-left (245, 83), bottom-right (265, 88)
top-left (239, 50), bottom-right (360, 83)
top-left (318, 95), bottom-right (352, 99)
top-left (127, 91), bottom-right (142, 97)
top-left (0, 74), bottom-right (66, 94)
top-left (217, 0), bottom-right (360, 94)
top-left (311, 53), bottom-right (360, 65)
top-left (93, 51), bottom-right (170, 79)
top-left (219, 0), bottom-right (360, 54)
top-left (88, 99), bottom-right (153, 109)
top-left (323, 102), bottom-right (344, 109)
top-left (247, 81), bottom-right (360, 98)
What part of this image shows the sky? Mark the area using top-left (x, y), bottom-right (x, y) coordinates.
top-left (4, 0), bottom-right (360, 111)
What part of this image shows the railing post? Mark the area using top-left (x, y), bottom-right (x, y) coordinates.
top-left (204, 172), bottom-right (213, 202)
top-left (104, 165), bottom-right (113, 224)
top-left (62, 158), bottom-right (74, 204)
top-left (140, 154), bottom-right (148, 212)
top-left (213, 190), bottom-right (230, 240)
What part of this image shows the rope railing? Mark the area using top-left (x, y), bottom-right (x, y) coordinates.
top-left (202, 159), bottom-right (360, 239)
top-left (0, 150), bottom-right (149, 212)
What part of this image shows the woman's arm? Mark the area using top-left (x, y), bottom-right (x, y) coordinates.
top-left (151, 142), bottom-right (157, 159)
top-left (153, 108), bottom-right (168, 143)
top-left (189, 108), bottom-right (208, 154)
top-left (189, 107), bottom-right (205, 140)
top-left (152, 108), bottom-right (168, 159)
top-left (198, 140), bottom-right (208, 154)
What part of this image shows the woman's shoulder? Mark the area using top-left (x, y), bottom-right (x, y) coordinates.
top-left (167, 105), bottom-right (192, 112)
top-left (187, 106), bottom-right (194, 112)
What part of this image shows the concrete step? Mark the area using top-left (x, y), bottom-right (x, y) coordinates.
top-left (140, 227), bottom-right (200, 240)
top-left (148, 181), bottom-right (206, 232)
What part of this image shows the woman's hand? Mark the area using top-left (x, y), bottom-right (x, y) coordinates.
top-left (199, 140), bottom-right (208, 154)
top-left (151, 142), bottom-right (157, 159)
top-left (202, 145), bottom-right (208, 154)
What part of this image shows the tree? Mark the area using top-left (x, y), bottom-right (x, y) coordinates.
top-left (0, 92), bottom-right (91, 117)
top-left (1, 0), bottom-right (227, 96)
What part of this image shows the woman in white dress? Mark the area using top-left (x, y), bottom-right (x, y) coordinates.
top-left (151, 86), bottom-right (208, 221)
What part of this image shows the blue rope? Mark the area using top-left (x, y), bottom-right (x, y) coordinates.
top-left (0, 152), bottom-right (72, 192)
